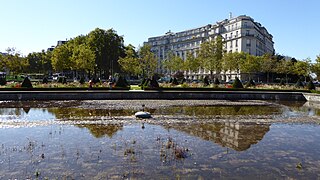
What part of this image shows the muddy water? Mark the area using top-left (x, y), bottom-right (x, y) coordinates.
top-left (0, 100), bottom-right (320, 179)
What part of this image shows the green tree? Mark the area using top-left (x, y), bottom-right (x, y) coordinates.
top-left (4, 48), bottom-right (28, 75)
top-left (292, 58), bottom-right (311, 82)
top-left (198, 35), bottom-right (224, 80)
top-left (26, 50), bottom-right (52, 74)
top-left (222, 52), bottom-right (247, 77)
top-left (51, 44), bottom-right (73, 72)
top-left (138, 44), bottom-right (157, 78)
top-left (260, 53), bottom-right (277, 83)
top-left (185, 51), bottom-right (200, 73)
top-left (311, 55), bottom-right (320, 81)
top-left (240, 54), bottom-right (262, 79)
top-left (0, 53), bottom-right (5, 71)
top-left (87, 28), bottom-right (125, 76)
top-left (162, 51), bottom-right (185, 75)
top-left (118, 44), bottom-right (140, 75)
top-left (72, 44), bottom-right (96, 75)
top-left (276, 59), bottom-right (293, 84)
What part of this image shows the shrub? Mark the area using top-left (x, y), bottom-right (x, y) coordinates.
top-left (79, 77), bottom-right (85, 84)
top-left (21, 77), bottom-right (33, 88)
top-left (180, 78), bottom-right (186, 84)
top-left (42, 77), bottom-right (48, 84)
top-left (232, 77), bottom-right (243, 88)
top-left (181, 83), bottom-right (189, 88)
top-left (307, 81), bottom-right (315, 90)
top-left (115, 75), bottom-right (129, 87)
top-left (150, 75), bottom-right (159, 88)
top-left (213, 78), bottom-right (220, 85)
top-left (0, 78), bottom-right (6, 86)
top-left (139, 78), bottom-right (146, 87)
top-left (142, 78), bottom-right (151, 88)
top-left (58, 77), bottom-right (67, 84)
top-left (203, 76), bottom-right (210, 86)
top-left (295, 79), bottom-right (304, 88)
top-left (174, 71), bottom-right (184, 82)
top-left (172, 78), bottom-right (179, 85)
top-left (245, 79), bottom-right (255, 87)
top-left (92, 77), bottom-right (100, 84)
top-left (279, 79), bottom-right (285, 86)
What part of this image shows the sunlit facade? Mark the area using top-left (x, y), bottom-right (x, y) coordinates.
top-left (144, 15), bottom-right (274, 81)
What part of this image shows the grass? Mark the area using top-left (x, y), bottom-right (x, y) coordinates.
top-left (130, 85), bottom-right (142, 90)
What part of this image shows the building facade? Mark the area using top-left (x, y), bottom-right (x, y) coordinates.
top-left (47, 40), bottom-right (68, 52)
top-left (144, 15), bottom-right (274, 81)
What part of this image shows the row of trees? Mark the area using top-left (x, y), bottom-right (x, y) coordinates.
top-left (123, 35), bottom-right (316, 83)
top-left (0, 28), bottom-right (128, 79)
top-left (1, 31), bottom-right (320, 83)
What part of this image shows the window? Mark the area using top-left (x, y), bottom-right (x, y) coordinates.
top-left (246, 30), bottom-right (250, 35)
top-left (230, 33), bottom-right (233, 39)
top-left (235, 40), bottom-right (238, 47)
top-left (246, 39), bottom-right (251, 47)
top-left (236, 31), bottom-right (238, 37)
top-left (230, 41), bottom-right (233, 48)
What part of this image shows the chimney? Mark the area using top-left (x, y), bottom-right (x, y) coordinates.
top-left (229, 12), bottom-right (233, 19)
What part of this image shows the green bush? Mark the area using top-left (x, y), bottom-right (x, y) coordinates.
top-left (181, 78), bottom-right (186, 84)
top-left (92, 77), bottom-right (100, 84)
top-left (213, 78), bottom-right (220, 85)
top-left (245, 79), bottom-right (255, 87)
top-left (79, 77), bottom-right (85, 84)
top-left (307, 81), bottom-right (315, 90)
top-left (42, 77), bottom-right (48, 84)
top-left (279, 79), bottom-right (285, 86)
top-left (115, 75), bottom-right (129, 87)
top-left (181, 83), bottom-right (189, 88)
top-left (295, 79), bottom-right (304, 88)
top-left (232, 77), bottom-right (243, 88)
top-left (150, 75), bottom-right (159, 88)
top-left (143, 78), bottom-right (150, 88)
top-left (58, 77), bottom-right (67, 84)
top-left (172, 78), bottom-right (179, 85)
top-left (21, 77), bottom-right (33, 88)
top-left (203, 76), bottom-right (209, 86)
top-left (0, 78), bottom-right (6, 86)
top-left (139, 78), bottom-right (146, 87)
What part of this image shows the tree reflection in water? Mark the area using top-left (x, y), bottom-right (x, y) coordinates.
top-left (76, 124), bottom-right (123, 138)
top-left (47, 108), bottom-right (135, 119)
top-left (164, 122), bottom-right (270, 151)
top-left (154, 105), bottom-right (281, 116)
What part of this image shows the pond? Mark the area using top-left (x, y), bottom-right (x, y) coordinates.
top-left (0, 100), bottom-right (320, 179)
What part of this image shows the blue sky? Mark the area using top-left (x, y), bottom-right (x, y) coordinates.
top-left (1, 0), bottom-right (319, 61)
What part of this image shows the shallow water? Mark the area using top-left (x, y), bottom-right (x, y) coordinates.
top-left (0, 101), bottom-right (320, 179)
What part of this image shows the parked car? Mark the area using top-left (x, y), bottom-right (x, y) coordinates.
top-left (52, 73), bottom-right (64, 81)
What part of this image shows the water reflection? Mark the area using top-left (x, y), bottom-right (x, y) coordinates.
top-left (0, 108), bottom-right (55, 122)
top-left (154, 105), bottom-right (282, 116)
top-left (1, 101), bottom-right (320, 179)
top-left (47, 108), bottom-right (135, 119)
top-left (76, 124), bottom-right (123, 138)
top-left (164, 122), bottom-right (270, 151)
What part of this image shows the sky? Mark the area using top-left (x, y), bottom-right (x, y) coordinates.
top-left (0, 0), bottom-right (320, 61)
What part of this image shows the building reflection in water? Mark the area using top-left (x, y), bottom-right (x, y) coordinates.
top-left (164, 122), bottom-right (270, 151)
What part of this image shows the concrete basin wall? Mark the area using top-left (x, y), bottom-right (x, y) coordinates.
top-left (0, 90), bottom-right (307, 101)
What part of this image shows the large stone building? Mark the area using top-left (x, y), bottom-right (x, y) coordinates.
top-left (144, 15), bottom-right (274, 81)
